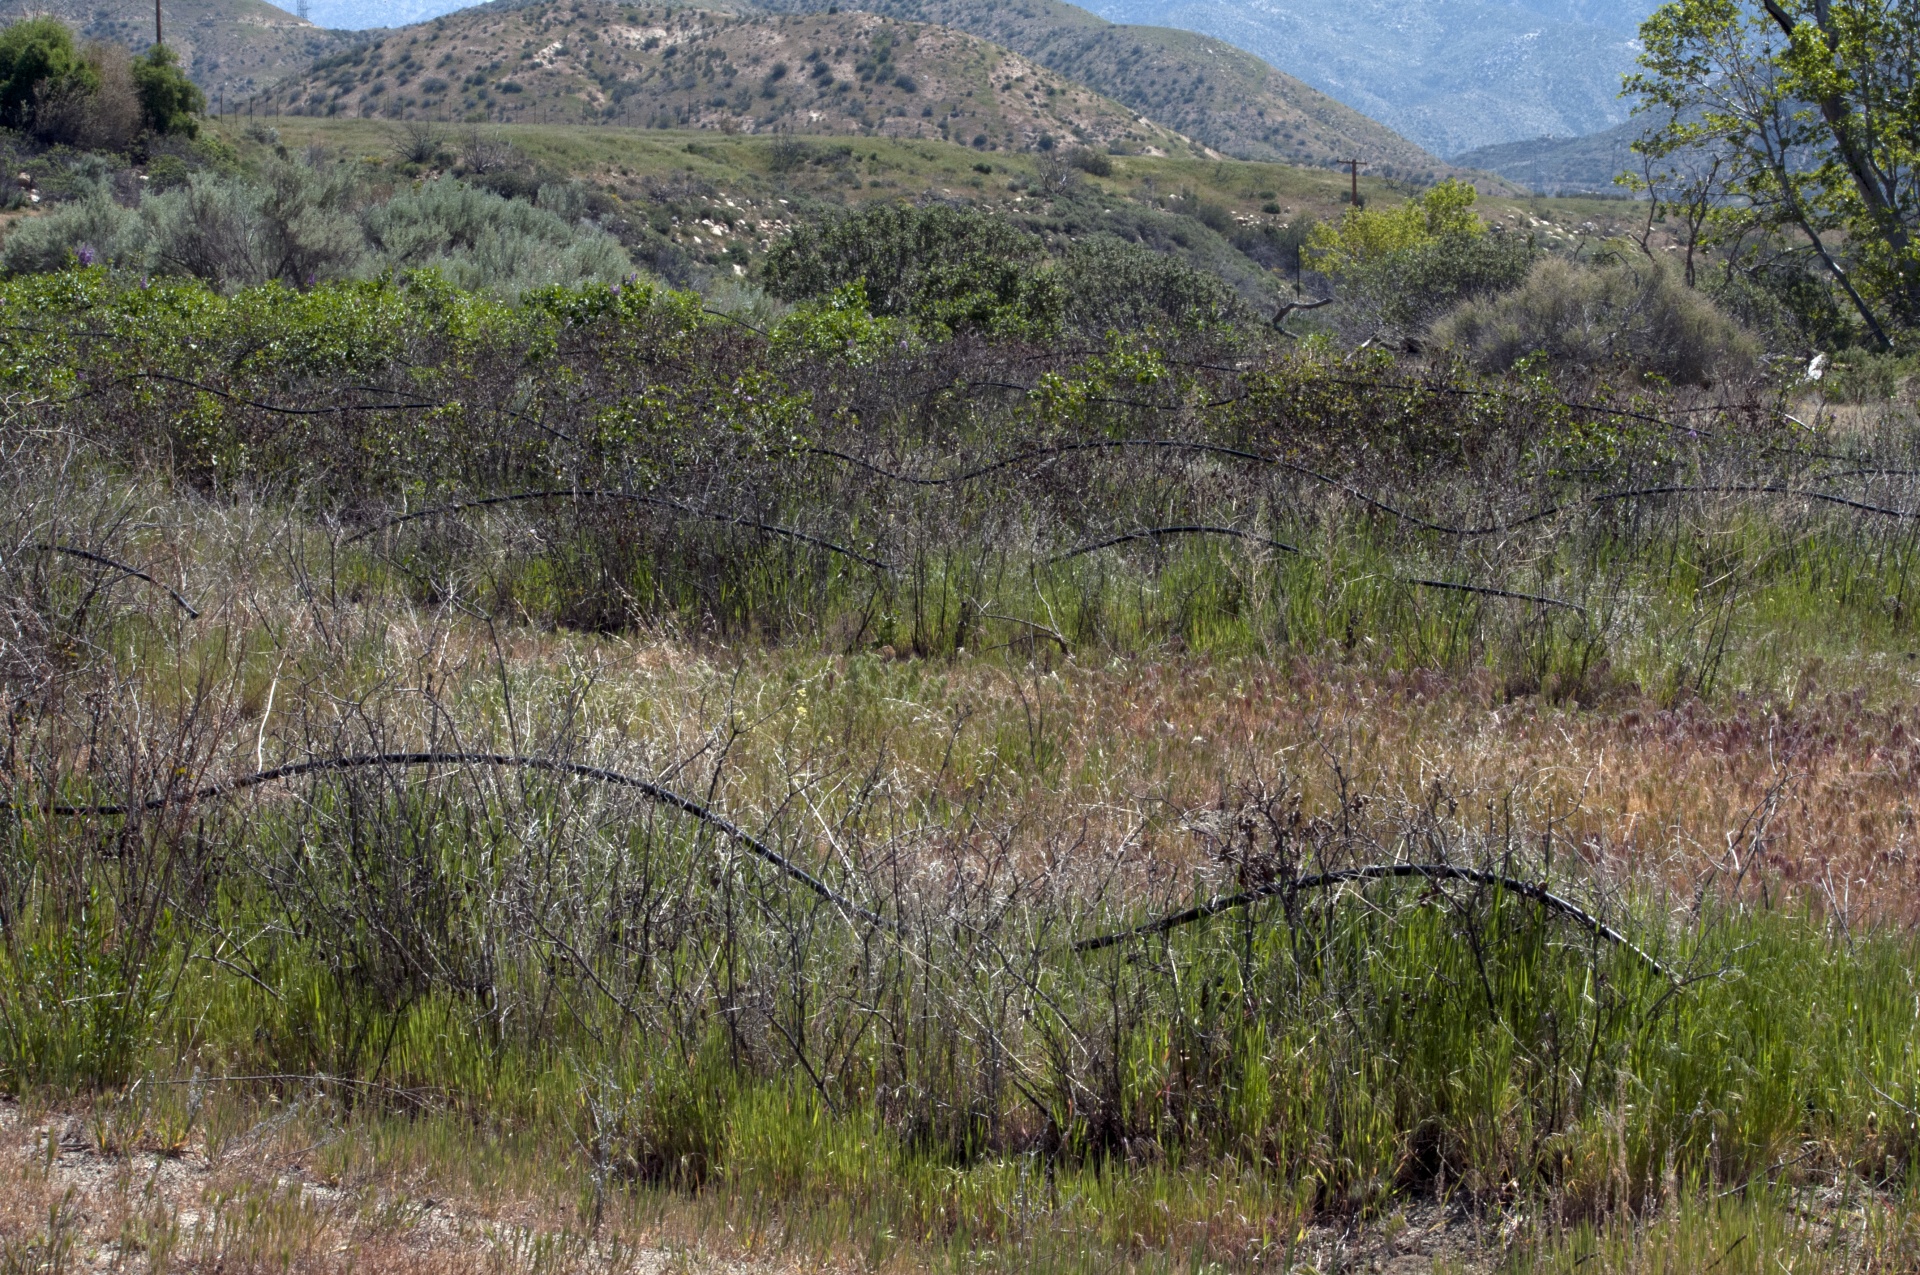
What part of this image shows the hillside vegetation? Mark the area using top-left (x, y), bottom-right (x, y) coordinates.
top-left (750, 0), bottom-right (1455, 180)
top-left (162, 118), bottom-right (1640, 305)
top-left (255, 2), bottom-right (1187, 156)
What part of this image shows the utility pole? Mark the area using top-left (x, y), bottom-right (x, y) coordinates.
top-left (1340, 157), bottom-right (1367, 206)
top-left (155, 0), bottom-right (162, 46)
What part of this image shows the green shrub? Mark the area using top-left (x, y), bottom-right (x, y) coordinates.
top-left (1336, 230), bottom-right (1536, 339)
top-left (141, 164), bottom-right (365, 288)
top-left (0, 16), bottom-right (95, 134)
top-left (131, 43), bottom-right (201, 136)
top-left (1066, 145), bottom-right (1112, 177)
top-left (1307, 177), bottom-right (1484, 270)
top-left (761, 201), bottom-right (1063, 339)
top-left (3, 164), bottom-right (630, 296)
top-left (1058, 232), bottom-right (1253, 337)
top-left (0, 192), bottom-right (147, 273)
top-left (27, 38), bottom-right (141, 150)
top-left (1431, 254), bottom-right (1761, 385)
top-left (363, 177), bottom-right (633, 296)
top-left (1230, 216), bottom-right (1316, 273)
top-left (1709, 252), bottom-right (1860, 353)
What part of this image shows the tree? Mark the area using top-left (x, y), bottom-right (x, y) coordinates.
top-left (1628, 0), bottom-right (1920, 346)
top-left (132, 43), bottom-right (203, 137)
top-left (1304, 178), bottom-right (1484, 274)
top-left (0, 17), bottom-right (96, 133)
top-left (1304, 179), bottom-right (1532, 340)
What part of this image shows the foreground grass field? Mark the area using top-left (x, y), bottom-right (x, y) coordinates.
top-left (4, 258), bottom-right (1920, 1271)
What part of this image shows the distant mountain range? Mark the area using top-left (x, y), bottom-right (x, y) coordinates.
top-left (2, 0), bottom-right (1639, 181)
top-left (304, 0), bottom-right (468, 26)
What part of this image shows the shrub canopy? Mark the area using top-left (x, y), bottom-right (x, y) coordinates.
top-left (0, 17), bottom-right (95, 132)
top-left (761, 202), bottom-right (1062, 339)
top-left (131, 43), bottom-right (203, 136)
top-left (1305, 178), bottom-right (1484, 275)
top-left (1431, 254), bottom-right (1760, 385)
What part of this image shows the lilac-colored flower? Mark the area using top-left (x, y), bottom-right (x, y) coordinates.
top-left (75, 245), bottom-right (96, 267)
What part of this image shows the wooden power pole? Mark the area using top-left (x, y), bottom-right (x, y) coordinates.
top-left (155, 0), bottom-right (163, 45)
top-left (1340, 157), bottom-right (1368, 206)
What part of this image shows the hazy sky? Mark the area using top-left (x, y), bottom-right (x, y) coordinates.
top-left (303, 0), bottom-right (469, 29)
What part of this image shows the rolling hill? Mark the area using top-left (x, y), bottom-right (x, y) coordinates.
top-left (255, 1), bottom-right (1191, 155)
top-left (748, 0), bottom-right (1453, 181)
top-left (0, 0), bottom-right (354, 102)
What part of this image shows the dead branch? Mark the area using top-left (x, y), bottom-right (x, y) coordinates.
top-left (28, 751), bottom-right (897, 933)
top-left (17, 543), bottom-right (199, 617)
top-left (1073, 862), bottom-right (1671, 979)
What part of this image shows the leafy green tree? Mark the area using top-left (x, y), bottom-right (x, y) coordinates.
top-left (132, 43), bottom-right (203, 137)
top-left (1628, 0), bottom-right (1920, 346)
top-left (1304, 178), bottom-right (1483, 274)
top-left (761, 202), bottom-right (1062, 339)
top-left (0, 17), bottom-right (96, 132)
top-left (1304, 179), bottom-right (1531, 339)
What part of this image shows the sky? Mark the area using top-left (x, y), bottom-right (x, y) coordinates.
top-left (303, 0), bottom-right (469, 29)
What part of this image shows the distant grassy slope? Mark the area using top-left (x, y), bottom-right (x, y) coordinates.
top-left (255, 1), bottom-right (1187, 155)
top-left (749, 0), bottom-right (1456, 181)
top-left (0, 0), bottom-right (355, 101)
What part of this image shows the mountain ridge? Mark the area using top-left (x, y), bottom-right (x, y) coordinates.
top-left (292, 0), bottom-right (1659, 158)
